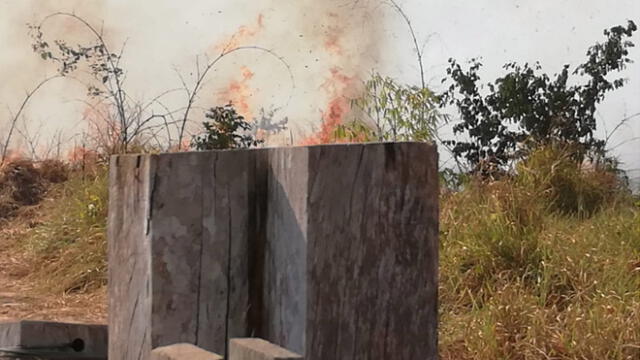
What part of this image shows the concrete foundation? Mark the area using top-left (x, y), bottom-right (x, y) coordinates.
top-left (0, 320), bottom-right (107, 359)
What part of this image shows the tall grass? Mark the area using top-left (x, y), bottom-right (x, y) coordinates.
top-left (21, 167), bottom-right (108, 293)
top-left (440, 147), bottom-right (640, 359)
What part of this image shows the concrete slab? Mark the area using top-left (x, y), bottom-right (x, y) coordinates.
top-left (229, 338), bottom-right (302, 360)
top-left (151, 343), bottom-right (222, 360)
top-left (0, 320), bottom-right (107, 359)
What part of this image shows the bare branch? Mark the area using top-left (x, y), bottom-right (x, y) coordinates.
top-left (176, 45), bottom-right (296, 148)
top-left (605, 112), bottom-right (640, 147)
top-left (1, 75), bottom-right (62, 165)
top-left (386, 0), bottom-right (426, 89)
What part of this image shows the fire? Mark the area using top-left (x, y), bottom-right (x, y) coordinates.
top-left (323, 12), bottom-right (344, 56)
top-left (300, 67), bottom-right (357, 145)
top-left (217, 66), bottom-right (256, 120)
top-left (212, 14), bottom-right (265, 121)
top-left (169, 138), bottom-right (192, 152)
top-left (81, 102), bottom-right (121, 153)
top-left (214, 14), bottom-right (265, 53)
top-left (67, 146), bottom-right (99, 166)
top-left (1, 149), bottom-right (25, 165)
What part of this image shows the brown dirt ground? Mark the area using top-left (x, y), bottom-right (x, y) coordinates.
top-left (0, 207), bottom-right (107, 325)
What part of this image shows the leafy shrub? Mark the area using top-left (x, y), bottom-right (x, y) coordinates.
top-left (349, 72), bottom-right (445, 142)
top-left (191, 103), bottom-right (263, 150)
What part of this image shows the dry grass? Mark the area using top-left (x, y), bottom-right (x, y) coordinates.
top-left (17, 167), bottom-right (108, 294)
top-left (440, 147), bottom-right (640, 359)
top-left (0, 163), bottom-right (106, 323)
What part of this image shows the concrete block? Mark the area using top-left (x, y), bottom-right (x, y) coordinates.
top-left (108, 143), bottom-right (439, 360)
top-left (151, 343), bottom-right (222, 360)
top-left (0, 320), bottom-right (107, 359)
top-left (229, 338), bottom-right (302, 360)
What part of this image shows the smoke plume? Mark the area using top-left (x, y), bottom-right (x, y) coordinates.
top-left (0, 0), bottom-right (389, 155)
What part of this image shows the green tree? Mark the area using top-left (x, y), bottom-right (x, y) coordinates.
top-left (442, 21), bottom-right (637, 174)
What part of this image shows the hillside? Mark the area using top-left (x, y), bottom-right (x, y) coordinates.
top-left (0, 160), bottom-right (106, 323)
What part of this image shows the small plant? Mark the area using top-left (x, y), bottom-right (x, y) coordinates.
top-left (349, 72), bottom-right (445, 143)
top-left (191, 103), bottom-right (264, 150)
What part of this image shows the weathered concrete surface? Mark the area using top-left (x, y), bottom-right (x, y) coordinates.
top-left (260, 147), bottom-right (309, 353)
top-left (109, 152), bottom-right (255, 358)
top-left (108, 155), bottom-right (153, 359)
top-left (229, 338), bottom-right (302, 360)
top-left (151, 343), bottom-right (223, 360)
top-left (303, 143), bottom-right (439, 359)
top-left (108, 143), bottom-right (439, 360)
top-left (0, 320), bottom-right (107, 359)
top-left (196, 151), bottom-right (255, 353)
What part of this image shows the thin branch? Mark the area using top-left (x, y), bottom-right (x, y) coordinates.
top-left (605, 112), bottom-right (640, 146)
top-left (386, 0), bottom-right (426, 89)
top-left (176, 45), bottom-right (296, 147)
top-left (1, 75), bottom-right (62, 165)
top-left (40, 12), bottom-right (129, 148)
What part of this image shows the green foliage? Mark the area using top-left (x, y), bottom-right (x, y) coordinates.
top-left (191, 103), bottom-right (264, 150)
top-left (331, 120), bottom-right (378, 143)
top-left (348, 72), bottom-right (445, 142)
top-left (29, 21), bottom-right (124, 101)
top-left (442, 21), bottom-right (637, 173)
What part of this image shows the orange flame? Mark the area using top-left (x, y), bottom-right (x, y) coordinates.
top-left (169, 138), bottom-right (192, 152)
top-left (67, 146), bottom-right (98, 164)
top-left (323, 12), bottom-right (344, 56)
top-left (300, 67), bottom-right (356, 145)
top-left (217, 66), bottom-right (255, 120)
top-left (81, 102), bottom-right (122, 153)
top-left (1, 149), bottom-right (25, 165)
top-left (214, 14), bottom-right (265, 53)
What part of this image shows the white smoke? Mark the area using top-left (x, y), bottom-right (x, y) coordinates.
top-left (0, 0), bottom-right (390, 155)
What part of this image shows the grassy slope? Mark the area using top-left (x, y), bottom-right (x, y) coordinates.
top-left (12, 156), bottom-right (640, 359)
top-left (440, 183), bottom-right (640, 359)
top-left (18, 168), bottom-right (108, 294)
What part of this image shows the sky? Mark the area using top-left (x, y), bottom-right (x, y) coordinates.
top-left (0, 0), bottom-right (638, 179)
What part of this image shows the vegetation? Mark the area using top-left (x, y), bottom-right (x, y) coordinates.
top-left (338, 72), bottom-right (445, 143)
top-left (3, 144), bottom-right (637, 358)
top-left (21, 167), bottom-right (108, 293)
top-left (442, 21), bottom-right (637, 174)
top-left (440, 147), bottom-right (639, 359)
top-left (191, 103), bottom-right (264, 150)
top-left (0, 160), bottom-right (107, 294)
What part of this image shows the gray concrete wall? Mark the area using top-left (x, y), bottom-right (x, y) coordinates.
top-left (261, 147), bottom-right (309, 354)
top-left (108, 143), bottom-right (439, 360)
top-left (108, 155), bottom-right (154, 359)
